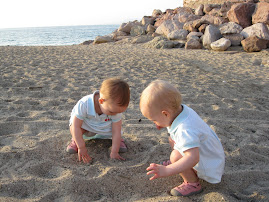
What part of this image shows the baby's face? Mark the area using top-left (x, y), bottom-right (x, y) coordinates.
top-left (100, 100), bottom-right (127, 115)
top-left (140, 104), bottom-right (171, 129)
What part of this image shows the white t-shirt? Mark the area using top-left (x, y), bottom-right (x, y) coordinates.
top-left (167, 104), bottom-right (225, 183)
top-left (69, 91), bottom-right (122, 137)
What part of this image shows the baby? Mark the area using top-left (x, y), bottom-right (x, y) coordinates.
top-left (140, 80), bottom-right (225, 197)
top-left (67, 78), bottom-right (130, 163)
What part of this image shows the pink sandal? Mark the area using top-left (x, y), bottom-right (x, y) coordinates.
top-left (170, 181), bottom-right (202, 197)
top-left (160, 160), bottom-right (172, 166)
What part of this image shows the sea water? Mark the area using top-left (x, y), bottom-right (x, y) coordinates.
top-left (0, 25), bottom-right (119, 46)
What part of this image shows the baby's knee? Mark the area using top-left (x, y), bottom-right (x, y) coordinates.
top-left (170, 149), bottom-right (183, 163)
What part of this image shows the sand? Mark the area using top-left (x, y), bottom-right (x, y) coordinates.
top-left (0, 43), bottom-right (268, 201)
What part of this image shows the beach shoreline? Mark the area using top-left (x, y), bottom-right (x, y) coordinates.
top-left (0, 43), bottom-right (268, 201)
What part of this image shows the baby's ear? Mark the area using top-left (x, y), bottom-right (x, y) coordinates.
top-left (99, 98), bottom-right (105, 104)
top-left (161, 110), bottom-right (170, 117)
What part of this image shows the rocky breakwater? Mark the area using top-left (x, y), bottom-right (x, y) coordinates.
top-left (84, 0), bottom-right (269, 52)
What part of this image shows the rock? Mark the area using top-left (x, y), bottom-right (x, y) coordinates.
top-left (144, 36), bottom-right (177, 49)
top-left (219, 22), bottom-right (243, 34)
top-left (252, 2), bottom-right (269, 25)
top-left (185, 38), bottom-right (202, 49)
top-left (198, 24), bottom-right (208, 33)
top-left (142, 16), bottom-right (156, 26)
top-left (241, 36), bottom-right (268, 52)
top-left (183, 21), bottom-right (198, 32)
top-left (195, 4), bottom-right (204, 16)
top-left (241, 23), bottom-right (269, 40)
top-left (118, 21), bottom-right (141, 34)
top-left (175, 12), bottom-right (201, 24)
top-left (200, 15), bottom-right (227, 26)
top-left (211, 38), bottom-right (232, 51)
top-left (130, 26), bottom-right (146, 36)
top-left (167, 29), bottom-right (189, 40)
top-left (227, 3), bottom-right (256, 28)
top-left (112, 31), bottom-right (128, 40)
top-left (80, 40), bottom-right (93, 45)
top-left (146, 24), bottom-right (156, 34)
top-left (173, 7), bottom-right (194, 15)
top-left (187, 35), bottom-right (201, 42)
top-left (223, 34), bottom-right (244, 46)
top-left (187, 32), bottom-right (203, 38)
top-left (209, 8), bottom-right (221, 17)
top-left (131, 35), bottom-right (154, 44)
top-left (219, 2), bottom-right (233, 18)
top-left (93, 35), bottom-right (114, 44)
top-left (204, 4), bottom-right (220, 14)
top-left (155, 20), bottom-right (183, 37)
top-left (152, 9), bottom-right (162, 17)
top-left (154, 9), bottom-right (175, 27)
top-left (202, 25), bottom-right (222, 49)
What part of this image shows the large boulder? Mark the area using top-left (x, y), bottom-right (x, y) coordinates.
top-left (227, 3), bottom-right (256, 28)
top-left (200, 15), bottom-right (228, 26)
top-left (241, 36), bottom-right (268, 52)
top-left (219, 22), bottom-right (243, 34)
top-left (167, 29), bottom-right (189, 40)
top-left (131, 35), bottom-right (154, 44)
top-left (93, 35), bottom-right (114, 44)
top-left (142, 16), bottom-right (156, 27)
top-left (146, 24), bottom-right (156, 34)
top-left (211, 38), bottom-right (232, 51)
top-left (219, 2), bottom-right (233, 18)
top-left (130, 26), bottom-right (146, 36)
top-left (202, 25), bottom-right (222, 49)
top-left (155, 20), bottom-right (183, 37)
top-left (252, 2), bottom-right (269, 25)
top-left (118, 21), bottom-right (141, 34)
top-left (241, 23), bottom-right (269, 40)
top-left (173, 7), bottom-right (199, 24)
top-left (154, 9), bottom-right (175, 27)
top-left (185, 38), bottom-right (202, 49)
top-left (152, 9), bottom-right (162, 18)
top-left (187, 32), bottom-right (203, 39)
top-left (144, 36), bottom-right (178, 49)
top-left (203, 4), bottom-right (221, 14)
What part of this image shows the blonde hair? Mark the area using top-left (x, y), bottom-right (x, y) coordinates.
top-left (100, 78), bottom-right (130, 107)
top-left (140, 80), bottom-right (181, 112)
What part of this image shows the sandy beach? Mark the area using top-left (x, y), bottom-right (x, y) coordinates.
top-left (0, 43), bottom-right (269, 201)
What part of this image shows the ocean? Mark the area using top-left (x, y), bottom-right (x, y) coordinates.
top-left (0, 25), bottom-right (119, 46)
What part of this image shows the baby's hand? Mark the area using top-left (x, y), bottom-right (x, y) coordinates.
top-left (78, 147), bottom-right (92, 164)
top-left (146, 163), bottom-right (167, 180)
top-left (110, 152), bottom-right (125, 161)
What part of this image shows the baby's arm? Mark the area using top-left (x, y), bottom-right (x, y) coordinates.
top-left (147, 147), bottom-right (199, 180)
top-left (70, 116), bottom-right (92, 163)
top-left (111, 120), bottom-right (125, 160)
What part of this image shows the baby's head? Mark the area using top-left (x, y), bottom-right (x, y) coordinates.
top-left (99, 78), bottom-right (130, 115)
top-left (140, 80), bottom-right (182, 128)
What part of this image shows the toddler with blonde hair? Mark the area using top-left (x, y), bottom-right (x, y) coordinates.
top-left (140, 80), bottom-right (225, 197)
top-left (67, 78), bottom-right (130, 163)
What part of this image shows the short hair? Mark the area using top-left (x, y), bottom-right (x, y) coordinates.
top-left (140, 80), bottom-right (181, 112)
top-left (100, 78), bottom-right (130, 107)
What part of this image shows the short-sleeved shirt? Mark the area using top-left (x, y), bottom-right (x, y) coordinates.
top-left (69, 91), bottom-right (122, 137)
top-left (167, 104), bottom-right (225, 184)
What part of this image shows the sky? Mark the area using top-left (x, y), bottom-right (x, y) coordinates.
top-left (0, 0), bottom-right (183, 29)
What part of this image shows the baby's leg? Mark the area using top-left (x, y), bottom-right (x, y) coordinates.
top-left (170, 149), bottom-right (199, 183)
top-left (66, 126), bottom-right (88, 154)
